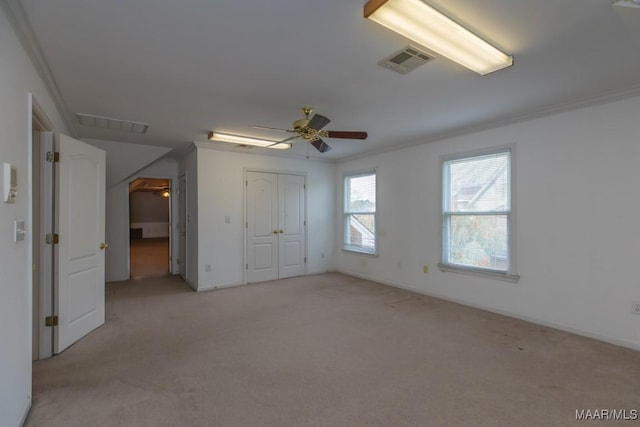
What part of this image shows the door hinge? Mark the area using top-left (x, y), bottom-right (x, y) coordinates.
top-left (46, 151), bottom-right (60, 163)
top-left (304, 257), bottom-right (307, 263)
top-left (246, 180), bottom-right (248, 187)
top-left (246, 264), bottom-right (248, 270)
top-left (304, 220), bottom-right (306, 226)
top-left (304, 184), bottom-right (306, 190)
top-left (45, 315), bottom-right (58, 327)
top-left (45, 233), bottom-right (59, 244)
top-left (246, 221), bottom-right (248, 229)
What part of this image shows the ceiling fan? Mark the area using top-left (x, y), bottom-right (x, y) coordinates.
top-left (249, 106), bottom-right (368, 153)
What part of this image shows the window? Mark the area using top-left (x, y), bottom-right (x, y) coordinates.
top-left (441, 149), bottom-right (517, 280)
top-left (344, 171), bottom-right (376, 254)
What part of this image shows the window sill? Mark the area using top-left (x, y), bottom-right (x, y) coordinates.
top-left (343, 247), bottom-right (378, 257)
top-left (437, 263), bottom-right (520, 283)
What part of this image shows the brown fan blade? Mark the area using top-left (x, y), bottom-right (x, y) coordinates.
top-left (249, 125), bottom-right (295, 133)
top-left (307, 114), bottom-right (331, 130)
top-left (311, 139), bottom-right (331, 153)
top-left (326, 131), bottom-right (368, 139)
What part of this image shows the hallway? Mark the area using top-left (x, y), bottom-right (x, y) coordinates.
top-left (129, 237), bottom-right (170, 279)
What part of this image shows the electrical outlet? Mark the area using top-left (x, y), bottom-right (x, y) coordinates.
top-left (397, 261), bottom-right (402, 269)
top-left (632, 301), bottom-right (640, 315)
top-left (423, 265), bottom-right (429, 274)
top-left (321, 252), bottom-right (325, 259)
top-left (205, 264), bottom-right (211, 272)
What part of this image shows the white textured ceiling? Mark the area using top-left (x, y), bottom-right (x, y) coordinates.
top-left (17, 0), bottom-right (640, 160)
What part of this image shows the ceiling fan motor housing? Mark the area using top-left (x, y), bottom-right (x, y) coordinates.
top-left (293, 118), bottom-right (310, 132)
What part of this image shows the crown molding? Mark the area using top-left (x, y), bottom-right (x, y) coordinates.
top-left (340, 84), bottom-right (640, 163)
top-left (1, 0), bottom-right (78, 137)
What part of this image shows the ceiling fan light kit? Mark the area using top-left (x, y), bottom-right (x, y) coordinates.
top-left (208, 131), bottom-right (292, 150)
top-left (363, 0), bottom-right (513, 75)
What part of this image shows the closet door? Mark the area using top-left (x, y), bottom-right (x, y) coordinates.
top-left (246, 172), bottom-right (279, 283)
top-left (246, 172), bottom-right (306, 283)
top-left (278, 174), bottom-right (306, 279)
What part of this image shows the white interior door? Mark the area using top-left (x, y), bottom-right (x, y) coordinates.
top-left (246, 171), bottom-right (306, 283)
top-left (178, 175), bottom-right (187, 281)
top-left (247, 172), bottom-right (279, 283)
top-left (278, 174), bottom-right (306, 279)
top-left (55, 134), bottom-right (106, 353)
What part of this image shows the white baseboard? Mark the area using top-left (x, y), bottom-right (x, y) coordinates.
top-left (20, 397), bottom-right (31, 427)
top-left (338, 269), bottom-right (640, 352)
top-left (197, 282), bottom-right (245, 293)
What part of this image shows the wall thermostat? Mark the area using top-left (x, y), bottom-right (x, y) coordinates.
top-left (3, 163), bottom-right (17, 203)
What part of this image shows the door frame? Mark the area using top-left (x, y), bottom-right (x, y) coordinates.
top-left (243, 168), bottom-right (308, 284)
top-left (178, 174), bottom-right (188, 282)
top-left (29, 94), bottom-right (55, 360)
top-left (127, 177), bottom-right (173, 278)
top-left (124, 174), bottom-right (177, 279)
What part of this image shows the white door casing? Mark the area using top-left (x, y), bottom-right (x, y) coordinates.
top-left (55, 134), bottom-right (106, 353)
top-left (178, 174), bottom-right (187, 281)
top-left (246, 171), bottom-right (306, 283)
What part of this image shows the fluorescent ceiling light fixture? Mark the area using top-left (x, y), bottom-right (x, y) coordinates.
top-left (207, 132), bottom-right (291, 150)
top-left (613, 0), bottom-right (640, 8)
top-left (364, 0), bottom-right (513, 75)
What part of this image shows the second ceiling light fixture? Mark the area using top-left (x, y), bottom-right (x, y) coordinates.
top-left (364, 0), bottom-right (513, 75)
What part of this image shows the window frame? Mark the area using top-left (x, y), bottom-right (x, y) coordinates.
top-left (343, 169), bottom-right (378, 256)
top-left (438, 146), bottom-right (519, 282)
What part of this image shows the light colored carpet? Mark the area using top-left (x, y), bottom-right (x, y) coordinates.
top-left (27, 273), bottom-right (640, 426)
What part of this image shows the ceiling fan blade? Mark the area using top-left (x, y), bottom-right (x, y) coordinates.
top-left (278, 135), bottom-right (301, 143)
top-left (266, 135), bottom-right (300, 147)
top-left (249, 125), bottom-right (294, 133)
top-left (311, 139), bottom-right (331, 153)
top-left (326, 131), bottom-right (368, 140)
top-left (307, 114), bottom-right (331, 130)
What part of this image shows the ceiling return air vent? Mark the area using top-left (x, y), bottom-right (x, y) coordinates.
top-left (76, 113), bottom-right (150, 134)
top-left (379, 46), bottom-right (434, 74)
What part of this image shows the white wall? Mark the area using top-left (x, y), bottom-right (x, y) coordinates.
top-left (105, 158), bottom-right (179, 282)
top-left (83, 139), bottom-right (172, 188)
top-left (0, 5), bottom-right (70, 426)
top-left (194, 145), bottom-right (336, 291)
top-left (336, 94), bottom-right (640, 351)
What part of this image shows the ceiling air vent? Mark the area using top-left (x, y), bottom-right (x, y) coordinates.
top-left (76, 113), bottom-right (150, 134)
top-left (379, 46), bottom-right (434, 74)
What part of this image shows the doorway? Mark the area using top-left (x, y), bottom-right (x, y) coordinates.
top-left (31, 103), bottom-right (106, 359)
top-left (246, 171), bottom-right (306, 283)
top-left (129, 178), bottom-right (171, 279)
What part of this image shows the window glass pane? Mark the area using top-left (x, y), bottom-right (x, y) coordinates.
top-left (447, 153), bottom-right (509, 213)
top-left (347, 174), bottom-right (376, 213)
top-left (344, 172), bottom-right (376, 254)
top-left (345, 213), bottom-right (376, 252)
top-left (446, 214), bottom-right (508, 271)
